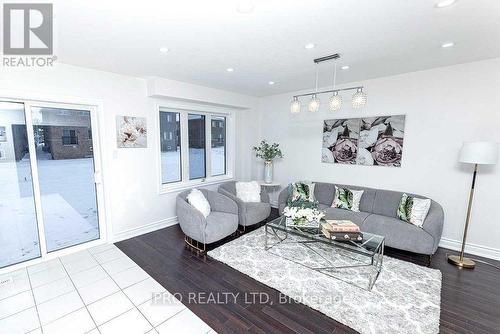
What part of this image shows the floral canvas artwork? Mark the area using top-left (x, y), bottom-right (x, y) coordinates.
top-left (322, 115), bottom-right (405, 167)
top-left (116, 116), bottom-right (147, 148)
top-left (358, 115), bottom-right (405, 166)
top-left (322, 118), bottom-right (360, 164)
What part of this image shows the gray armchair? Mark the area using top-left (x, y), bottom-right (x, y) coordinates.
top-left (218, 181), bottom-right (271, 231)
top-left (176, 189), bottom-right (238, 252)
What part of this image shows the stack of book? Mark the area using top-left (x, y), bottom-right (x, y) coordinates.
top-left (321, 220), bottom-right (363, 242)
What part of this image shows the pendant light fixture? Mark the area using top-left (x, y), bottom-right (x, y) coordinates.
top-left (328, 63), bottom-right (342, 111)
top-left (352, 87), bottom-right (367, 109)
top-left (290, 96), bottom-right (301, 113)
top-left (308, 95), bottom-right (320, 113)
top-left (290, 53), bottom-right (367, 113)
top-left (308, 63), bottom-right (321, 112)
top-left (329, 91), bottom-right (342, 111)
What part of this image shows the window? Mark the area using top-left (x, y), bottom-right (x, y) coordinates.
top-left (62, 129), bottom-right (78, 145)
top-left (211, 116), bottom-right (226, 176)
top-left (188, 114), bottom-right (206, 180)
top-left (159, 108), bottom-right (231, 190)
top-left (159, 111), bottom-right (181, 183)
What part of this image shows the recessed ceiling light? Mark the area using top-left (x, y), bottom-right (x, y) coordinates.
top-left (435, 0), bottom-right (457, 8)
top-left (341, 65), bottom-right (350, 70)
top-left (304, 43), bottom-right (316, 49)
top-left (268, 81), bottom-right (275, 85)
top-left (237, 0), bottom-right (255, 13)
top-left (226, 68), bottom-right (234, 72)
top-left (159, 47), bottom-right (169, 54)
top-left (441, 42), bottom-right (455, 48)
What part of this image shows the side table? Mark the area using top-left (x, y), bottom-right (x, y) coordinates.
top-left (259, 181), bottom-right (281, 208)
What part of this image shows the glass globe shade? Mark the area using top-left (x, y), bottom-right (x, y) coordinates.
top-left (290, 98), bottom-right (301, 114)
top-left (329, 92), bottom-right (342, 111)
top-left (352, 88), bottom-right (367, 109)
top-left (308, 94), bottom-right (320, 113)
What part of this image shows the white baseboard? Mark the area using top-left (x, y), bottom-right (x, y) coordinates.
top-left (439, 237), bottom-right (500, 261)
top-left (112, 217), bottom-right (178, 243)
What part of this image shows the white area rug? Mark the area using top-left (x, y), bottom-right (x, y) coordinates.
top-left (208, 227), bottom-right (441, 334)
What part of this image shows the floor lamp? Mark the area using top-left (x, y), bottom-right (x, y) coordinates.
top-left (448, 141), bottom-right (499, 269)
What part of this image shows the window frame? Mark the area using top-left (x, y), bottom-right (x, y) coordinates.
top-left (187, 113), bottom-right (208, 181)
top-left (210, 115), bottom-right (227, 177)
top-left (159, 110), bottom-right (182, 184)
top-left (157, 103), bottom-right (235, 194)
top-left (62, 129), bottom-right (78, 145)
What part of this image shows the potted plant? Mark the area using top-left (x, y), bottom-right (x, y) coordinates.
top-left (253, 140), bottom-right (283, 183)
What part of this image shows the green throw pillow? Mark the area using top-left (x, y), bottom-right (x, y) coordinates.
top-left (397, 193), bottom-right (431, 228)
top-left (288, 182), bottom-right (315, 205)
top-left (331, 186), bottom-right (364, 212)
top-left (397, 194), bottom-right (413, 222)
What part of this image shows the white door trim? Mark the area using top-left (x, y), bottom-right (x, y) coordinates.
top-left (23, 102), bottom-right (48, 258)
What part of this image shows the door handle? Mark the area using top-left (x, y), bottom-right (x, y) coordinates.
top-left (94, 172), bottom-right (102, 185)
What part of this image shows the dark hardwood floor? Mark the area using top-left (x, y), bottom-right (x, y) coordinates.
top-left (116, 210), bottom-right (500, 334)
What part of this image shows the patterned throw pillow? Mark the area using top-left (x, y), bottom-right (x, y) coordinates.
top-left (331, 186), bottom-right (364, 212)
top-left (289, 181), bottom-right (315, 203)
top-left (397, 193), bottom-right (431, 228)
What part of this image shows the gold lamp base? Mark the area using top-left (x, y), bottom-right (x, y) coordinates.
top-left (447, 255), bottom-right (475, 269)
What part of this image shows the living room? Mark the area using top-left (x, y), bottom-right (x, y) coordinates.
top-left (0, 1), bottom-right (499, 333)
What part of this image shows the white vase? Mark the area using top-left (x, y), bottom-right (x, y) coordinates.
top-left (264, 160), bottom-right (273, 183)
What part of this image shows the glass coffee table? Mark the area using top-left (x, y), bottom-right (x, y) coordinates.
top-left (265, 216), bottom-right (385, 290)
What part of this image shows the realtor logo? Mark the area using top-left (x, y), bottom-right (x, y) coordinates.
top-left (3, 3), bottom-right (53, 55)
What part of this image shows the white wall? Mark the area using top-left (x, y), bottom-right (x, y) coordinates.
top-left (0, 64), bottom-right (259, 242)
top-left (255, 58), bottom-right (500, 259)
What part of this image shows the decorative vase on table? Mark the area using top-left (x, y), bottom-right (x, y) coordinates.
top-left (264, 160), bottom-right (274, 183)
top-left (253, 140), bottom-right (283, 184)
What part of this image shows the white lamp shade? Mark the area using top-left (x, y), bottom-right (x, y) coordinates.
top-left (459, 141), bottom-right (499, 165)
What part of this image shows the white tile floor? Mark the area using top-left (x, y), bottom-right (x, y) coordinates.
top-left (0, 244), bottom-right (215, 334)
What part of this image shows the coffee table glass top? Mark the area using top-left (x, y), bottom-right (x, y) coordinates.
top-left (265, 216), bottom-right (386, 290)
top-left (266, 216), bottom-right (385, 256)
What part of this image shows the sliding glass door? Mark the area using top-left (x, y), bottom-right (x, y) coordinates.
top-left (31, 106), bottom-right (100, 252)
top-left (0, 100), bottom-right (103, 270)
top-left (0, 102), bottom-right (41, 268)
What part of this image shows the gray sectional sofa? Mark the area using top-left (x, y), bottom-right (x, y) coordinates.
top-left (278, 182), bottom-right (444, 255)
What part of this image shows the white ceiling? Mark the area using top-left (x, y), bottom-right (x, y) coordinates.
top-left (53, 0), bottom-right (500, 96)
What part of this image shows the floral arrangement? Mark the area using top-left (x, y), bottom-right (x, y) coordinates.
top-left (283, 206), bottom-right (325, 227)
top-left (253, 140), bottom-right (283, 161)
